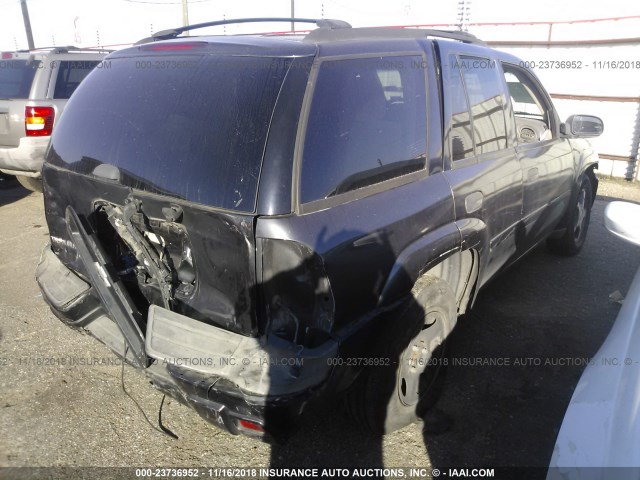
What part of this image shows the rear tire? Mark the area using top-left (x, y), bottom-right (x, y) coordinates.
top-left (16, 175), bottom-right (43, 192)
top-left (547, 177), bottom-right (593, 256)
top-left (345, 276), bottom-right (456, 434)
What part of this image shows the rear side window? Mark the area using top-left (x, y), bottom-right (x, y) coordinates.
top-left (53, 61), bottom-right (101, 99)
top-left (47, 55), bottom-right (290, 211)
top-left (300, 55), bottom-right (427, 204)
top-left (0, 59), bottom-right (41, 99)
top-left (447, 56), bottom-right (473, 161)
top-left (457, 55), bottom-right (507, 155)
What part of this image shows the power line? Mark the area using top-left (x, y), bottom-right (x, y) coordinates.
top-left (121, 0), bottom-right (213, 4)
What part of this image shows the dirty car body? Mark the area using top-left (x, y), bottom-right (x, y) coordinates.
top-left (37, 20), bottom-right (603, 440)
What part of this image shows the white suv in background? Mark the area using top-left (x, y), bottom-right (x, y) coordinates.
top-left (0, 47), bottom-right (108, 191)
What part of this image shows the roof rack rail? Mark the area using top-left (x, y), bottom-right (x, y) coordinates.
top-left (304, 26), bottom-right (486, 46)
top-left (422, 29), bottom-right (485, 45)
top-left (136, 17), bottom-right (351, 44)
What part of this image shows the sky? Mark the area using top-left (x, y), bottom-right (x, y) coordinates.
top-left (0, 0), bottom-right (638, 51)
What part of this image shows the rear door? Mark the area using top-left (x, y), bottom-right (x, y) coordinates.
top-left (258, 47), bottom-right (455, 329)
top-left (0, 55), bottom-right (41, 147)
top-left (438, 43), bottom-right (524, 286)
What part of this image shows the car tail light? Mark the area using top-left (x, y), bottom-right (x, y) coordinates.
top-left (237, 419), bottom-right (265, 433)
top-left (260, 239), bottom-right (335, 347)
top-left (25, 106), bottom-right (55, 136)
top-left (1, 52), bottom-right (13, 59)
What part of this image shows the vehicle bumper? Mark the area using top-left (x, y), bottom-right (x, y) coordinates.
top-left (0, 136), bottom-right (49, 176)
top-left (35, 245), bottom-right (338, 441)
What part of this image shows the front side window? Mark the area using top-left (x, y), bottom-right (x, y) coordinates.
top-left (53, 60), bottom-right (101, 99)
top-left (502, 65), bottom-right (553, 144)
top-left (300, 55), bottom-right (427, 204)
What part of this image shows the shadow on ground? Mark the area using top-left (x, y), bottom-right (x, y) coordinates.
top-left (263, 195), bottom-right (640, 473)
top-left (0, 176), bottom-right (34, 207)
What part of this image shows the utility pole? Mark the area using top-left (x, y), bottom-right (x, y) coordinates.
top-left (20, 0), bottom-right (35, 50)
top-left (182, 0), bottom-right (189, 36)
top-left (290, 0), bottom-right (295, 31)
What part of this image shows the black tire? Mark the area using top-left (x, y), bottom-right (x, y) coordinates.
top-left (16, 175), bottom-right (43, 193)
top-left (547, 176), bottom-right (593, 256)
top-left (344, 276), bottom-right (456, 434)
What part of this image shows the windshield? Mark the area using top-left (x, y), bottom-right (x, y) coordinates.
top-left (46, 54), bottom-right (290, 212)
top-left (0, 59), bottom-right (40, 98)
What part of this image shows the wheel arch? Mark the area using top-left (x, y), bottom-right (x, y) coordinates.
top-left (378, 220), bottom-right (486, 317)
top-left (583, 163), bottom-right (598, 205)
top-left (573, 141), bottom-right (599, 205)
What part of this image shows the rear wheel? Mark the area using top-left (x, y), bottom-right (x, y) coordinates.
top-left (16, 175), bottom-right (43, 193)
top-left (345, 276), bottom-right (456, 434)
top-left (547, 176), bottom-right (593, 256)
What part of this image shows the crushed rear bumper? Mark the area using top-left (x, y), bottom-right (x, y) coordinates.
top-left (36, 215), bottom-right (338, 441)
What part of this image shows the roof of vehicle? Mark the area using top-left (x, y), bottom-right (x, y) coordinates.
top-left (135, 17), bottom-right (485, 45)
top-left (109, 18), bottom-right (505, 61)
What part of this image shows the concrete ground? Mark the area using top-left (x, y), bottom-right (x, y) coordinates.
top-left (1, 174), bottom-right (640, 477)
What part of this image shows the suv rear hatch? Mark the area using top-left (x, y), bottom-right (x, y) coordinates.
top-left (0, 55), bottom-right (41, 147)
top-left (42, 41), bottom-right (311, 339)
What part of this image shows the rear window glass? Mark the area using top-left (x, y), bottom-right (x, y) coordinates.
top-left (53, 60), bottom-right (101, 99)
top-left (46, 55), bottom-right (290, 212)
top-left (0, 59), bottom-right (41, 99)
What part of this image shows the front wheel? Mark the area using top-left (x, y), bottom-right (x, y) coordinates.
top-left (344, 276), bottom-right (456, 434)
top-left (547, 177), bottom-right (593, 256)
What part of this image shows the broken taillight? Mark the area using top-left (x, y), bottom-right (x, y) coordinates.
top-left (238, 419), bottom-right (265, 433)
top-left (260, 239), bottom-right (335, 347)
top-left (25, 106), bottom-right (55, 136)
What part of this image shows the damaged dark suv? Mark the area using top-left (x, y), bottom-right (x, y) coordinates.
top-left (37, 18), bottom-right (603, 440)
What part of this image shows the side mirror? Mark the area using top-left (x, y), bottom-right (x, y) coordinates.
top-left (561, 115), bottom-right (604, 138)
top-left (604, 201), bottom-right (640, 247)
